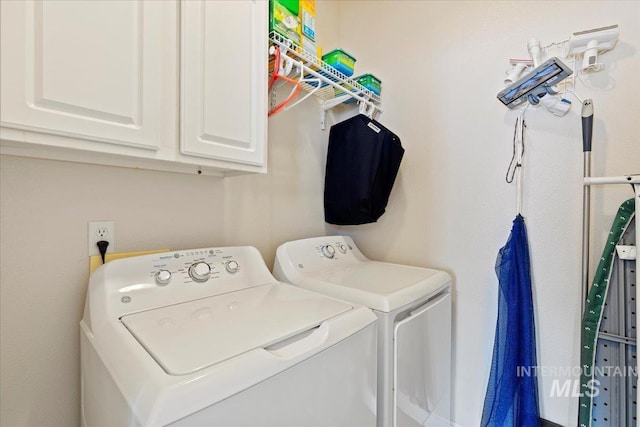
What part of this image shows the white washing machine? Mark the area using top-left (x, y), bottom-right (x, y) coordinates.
top-left (274, 236), bottom-right (452, 427)
top-left (80, 246), bottom-right (378, 427)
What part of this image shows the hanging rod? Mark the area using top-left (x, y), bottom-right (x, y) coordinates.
top-left (584, 175), bottom-right (640, 185)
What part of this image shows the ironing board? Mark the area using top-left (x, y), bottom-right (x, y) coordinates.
top-left (579, 198), bottom-right (636, 427)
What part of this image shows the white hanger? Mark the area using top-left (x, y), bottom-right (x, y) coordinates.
top-left (359, 100), bottom-right (377, 119)
top-left (284, 64), bottom-right (322, 111)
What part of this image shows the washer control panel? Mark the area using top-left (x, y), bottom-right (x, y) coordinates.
top-left (154, 270), bottom-right (172, 286)
top-left (148, 248), bottom-right (245, 287)
top-left (225, 260), bottom-right (240, 273)
top-left (91, 246), bottom-right (274, 319)
top-left (188, 261), bottom-right (212, 282)
top-left (142, 248), bottom-right (248, 288)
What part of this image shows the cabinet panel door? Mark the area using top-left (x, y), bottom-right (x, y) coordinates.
top-left (0, 0), bottom-right (170, 150)
top-left (181, 0), bottom-right (267, 166)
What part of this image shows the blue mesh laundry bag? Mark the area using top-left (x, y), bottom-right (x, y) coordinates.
top-left (324, 114), bottom-right (404, 225)
top-left (482, 214), bottom-right (540, 427)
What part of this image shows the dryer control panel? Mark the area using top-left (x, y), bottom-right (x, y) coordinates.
top-left (86, 246), bottom-right (275, 321)
top-left (274, 235), bottom-right (370, 278)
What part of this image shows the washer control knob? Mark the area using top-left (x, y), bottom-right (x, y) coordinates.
top-left (321, 244), bottom-right (336, 259)
top-left (155, 270), bottom-right (172, 286)
top-left (225, 260), bottom-right (239, 274)
top-left (337, 244), bottom-right (348, 254)
top-left (189, 262), bottom-right (211, 282)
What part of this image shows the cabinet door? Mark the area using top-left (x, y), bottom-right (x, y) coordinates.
top-left (181, 0), bottom-right (267, 167)
top-left (0, 0), bottom-right (170, 151)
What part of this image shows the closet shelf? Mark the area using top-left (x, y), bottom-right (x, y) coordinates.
top-left (268, 32), bottom-right (382, 128)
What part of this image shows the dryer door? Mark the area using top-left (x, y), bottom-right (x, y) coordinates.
top-left (393, 292), bottom-right (451, 427)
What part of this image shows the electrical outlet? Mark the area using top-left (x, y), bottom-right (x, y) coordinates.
top-left (88, 221), bottom-right (115, 256)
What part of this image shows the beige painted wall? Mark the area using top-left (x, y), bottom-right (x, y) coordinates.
top-left (0, 157), bottom-right (225, 426)
top-left (333, 1), bottom-right (639, 426)
top-left (1, 1), bottom-right (639, 426)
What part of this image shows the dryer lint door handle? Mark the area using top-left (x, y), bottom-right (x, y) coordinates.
top-left (407, 292), bottom-right (450, 319)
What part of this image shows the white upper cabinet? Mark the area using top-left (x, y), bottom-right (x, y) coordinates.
top-left (181, 0), bottom-right (267, 167)
top-left (0, 0), bottom-right (168, 150)
top-left (0, 0), bottom-right (268, 175)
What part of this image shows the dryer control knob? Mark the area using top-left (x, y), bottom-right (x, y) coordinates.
top-left (322, 244), bottom-right (336, 259)
top-left (225, 260), bottom-right (239, 274)
top-left (189, 262), bottom-right (211, 282)
top-left (155, 269), bottom-right (172, 286)
top-left (337, 244), bottom-right (348, 254)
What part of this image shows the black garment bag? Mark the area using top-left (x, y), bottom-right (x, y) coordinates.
top-left (324, 114), bottom-right (404, 225)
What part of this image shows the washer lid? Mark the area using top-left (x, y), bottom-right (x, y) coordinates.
top-left (304, 262), bottom-right (451, 312)
top-left (121, 283), bottom-right (352, 376)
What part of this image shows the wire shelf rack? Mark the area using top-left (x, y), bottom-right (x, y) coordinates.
top-left (268, 32), bottom-right (382, 127)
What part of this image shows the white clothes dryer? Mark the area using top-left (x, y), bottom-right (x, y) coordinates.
top-left (80, 246), bottom-right (377, 427)
top-left (274, 236), bottom-right (452, 427)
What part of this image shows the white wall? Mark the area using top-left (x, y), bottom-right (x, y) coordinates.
top-left (334, 1), bottom-right (640, 426)
top-left (222, 93), bottom-right (333, 263)
top-left (1, 1), bottom-right (639, 427)
top-left (0, 157), bottom-right (225, 427)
